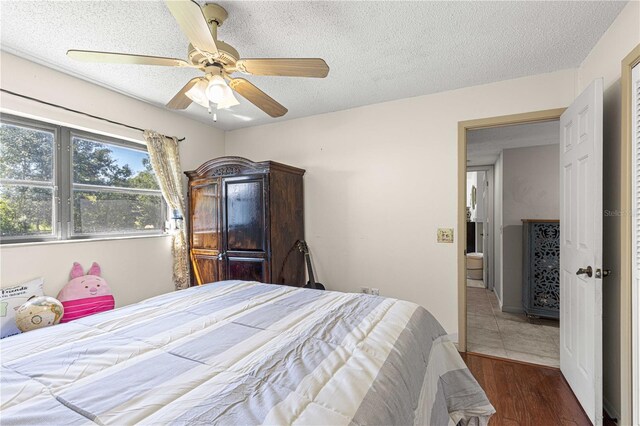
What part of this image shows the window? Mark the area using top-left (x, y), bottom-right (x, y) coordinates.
top-left (70, 133), bottom-right (164, 236)
top-left (0, 114), bottom-right (165, 243)
top-left (0, 120), bottom-right (56, 240)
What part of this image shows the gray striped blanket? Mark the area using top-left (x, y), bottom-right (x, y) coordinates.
top-left (0, 281), bottom-right (494, 425)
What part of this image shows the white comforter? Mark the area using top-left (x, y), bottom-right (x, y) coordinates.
top-left (1, 281), bottom-right (494, 425)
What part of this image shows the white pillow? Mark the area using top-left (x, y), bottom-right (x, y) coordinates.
top-left (1, 278), bottom-right (44, 339)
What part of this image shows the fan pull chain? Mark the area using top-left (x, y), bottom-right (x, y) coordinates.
top-left (206, 104), bottom-right (218, 122)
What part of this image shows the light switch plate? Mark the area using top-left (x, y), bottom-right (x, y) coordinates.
top-left (437, 228), bottom-right (454, 243)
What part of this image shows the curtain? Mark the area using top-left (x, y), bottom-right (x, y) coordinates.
top-left (143, 130), bottom-right (189, 290)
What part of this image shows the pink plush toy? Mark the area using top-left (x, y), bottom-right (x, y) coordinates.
top-left (57, 262), bottom-right (114, 323)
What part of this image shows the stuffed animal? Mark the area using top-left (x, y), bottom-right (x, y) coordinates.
top-left (57, 262), bottom-right (114, 323)
top-left (15, 296), bottom-right (64, 332)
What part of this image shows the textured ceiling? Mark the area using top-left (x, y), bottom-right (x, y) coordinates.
top-left (0, 1), bottom-right (627, 131)
top-left (467, 120), bottom-right (559, 166)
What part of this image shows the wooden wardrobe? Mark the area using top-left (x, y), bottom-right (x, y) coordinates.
top-left (185, 156), bottom-right (305, 287)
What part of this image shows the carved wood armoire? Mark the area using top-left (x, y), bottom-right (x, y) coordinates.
top-left (522, 219), bottom-right (560, 319)
top-left (185, 157), bottom-right (305, 287)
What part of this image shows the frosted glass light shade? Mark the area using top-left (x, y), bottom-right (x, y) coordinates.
top-left (185, 79), bottom-right (210, 108)
top-left (206, 75), bottom-right (232, 103)
top-left (217, 91), bottom-right (239, 110)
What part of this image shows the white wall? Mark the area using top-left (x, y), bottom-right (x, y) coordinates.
top-left (0, 52), bottom-right (225, 306)
top-left (575, 1), bottom-right (640, 421)
top-left (0, 237), bottom-right (173, 308)
top-left (501, 144), bottom-right (560, 313)
top-left (225, 69), bottom-right (575, 333)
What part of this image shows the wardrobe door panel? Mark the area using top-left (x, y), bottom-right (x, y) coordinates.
top-left (227, 257), bottom-right (268, 282)
top-left (189, 178), bottom-right (222, 285)
top-left (224, 177), bottom-right (266, 252)
top-left (190, 179), bottom-right (221, 251)
top-left (192, 252), bottom-right (221, 285)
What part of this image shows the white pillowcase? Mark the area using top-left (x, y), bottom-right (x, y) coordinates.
top-left (1, 278), bottom-right (45, 339)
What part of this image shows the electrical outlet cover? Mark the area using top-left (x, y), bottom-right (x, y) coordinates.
top-left (437, 228), bottom-right (454, 243)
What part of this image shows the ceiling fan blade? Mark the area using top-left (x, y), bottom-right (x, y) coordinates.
top-left (165, 0), bottom-right (218, 56)
top-left (167, 77), bottom-right (202, 109)
top-left (228, 78), bottom-right (287, 118)
top-left (235, 58), bottom-right (329, 78)
top-left (67, 50), bottom-right (194, 67)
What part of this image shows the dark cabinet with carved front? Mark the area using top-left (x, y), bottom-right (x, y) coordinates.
top-left (186, 157), bottom-right (305, 287)
top-left (522, 220), bottom-right (560, 319)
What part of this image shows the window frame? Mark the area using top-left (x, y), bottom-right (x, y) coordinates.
top-left (0, 114), bottom-right (61, 243)
top-left (0, 113), bottom-right (166, 244)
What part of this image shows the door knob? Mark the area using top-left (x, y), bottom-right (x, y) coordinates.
top-left (595, 268), bottom-right (611, 279)
top-left (576, 266), bottom-right (593, 277)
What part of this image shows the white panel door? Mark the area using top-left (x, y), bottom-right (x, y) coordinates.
top-left (559, 78), bottom-right (603, 425)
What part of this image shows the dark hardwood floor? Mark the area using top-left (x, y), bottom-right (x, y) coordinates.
top-left (462, 352), bottom-right (615, 426)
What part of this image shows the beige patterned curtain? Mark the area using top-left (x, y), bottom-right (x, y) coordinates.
top-left (143, 130), bottom-right (189, 290)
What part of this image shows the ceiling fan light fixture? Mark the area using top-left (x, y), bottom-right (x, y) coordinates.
top-left (185, 78), bottom-right (210, 108)
top-left (205, 75), bottom-right (232, 103)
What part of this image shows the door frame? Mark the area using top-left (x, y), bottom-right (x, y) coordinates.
top-left (467, 166), bottom-right (495, 291)
top-left (621, 43), bottom-right (640, 426)
top-left (457, 108), bottom-right (566, 352)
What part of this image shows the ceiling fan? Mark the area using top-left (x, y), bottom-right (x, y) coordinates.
top-left (67, 0), bottom-right (329, 118)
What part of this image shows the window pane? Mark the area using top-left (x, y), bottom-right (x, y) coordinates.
top-left (0, 122), bottom-right (54, 182)
top-left (73, 190), bottom-right (163, 234)
top-left (72, 137), bottom-right (159, 190)
top-left (0, 185), bottom-right (54, 237)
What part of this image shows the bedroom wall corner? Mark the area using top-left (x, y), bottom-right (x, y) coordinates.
top-left (0, 51), bottom-right (225, 305)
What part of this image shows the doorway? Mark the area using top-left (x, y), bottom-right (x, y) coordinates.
top-left (464, 119), bottom-right (562, 367)
top-left (456, 109), bottom-right (565, 356)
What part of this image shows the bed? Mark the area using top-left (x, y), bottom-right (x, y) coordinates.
top-left (0, 281), bottom-right (494, 425)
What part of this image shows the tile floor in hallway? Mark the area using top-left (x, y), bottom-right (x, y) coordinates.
top-left (466, 287), bottom-right (560, 367)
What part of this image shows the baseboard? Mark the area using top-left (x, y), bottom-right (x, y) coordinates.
top-left (603, 396), bottom-right (620, 423)
top-left (501, 305), bottom-right (524, 315)
top-left (494, 291), bottom-right (503, 308)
